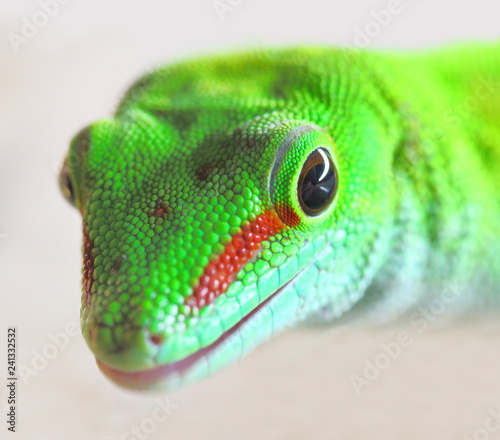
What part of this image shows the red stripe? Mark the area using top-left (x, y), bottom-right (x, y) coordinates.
top-left (82, 222), bottom-right (95, 306)
top-left (186, 211), bottom-right (285, 309)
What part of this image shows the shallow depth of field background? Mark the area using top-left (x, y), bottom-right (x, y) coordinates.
top-left (1, 1), bottom-right (499, 439)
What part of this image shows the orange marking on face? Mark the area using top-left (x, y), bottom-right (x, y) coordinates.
top-left (82, 222), bottom-right (95, 306)
top-left (186, 211), bottom-right (285, 309)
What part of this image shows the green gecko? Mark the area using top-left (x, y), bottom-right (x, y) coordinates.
top-left (59, 45), bottom-right (500, 390)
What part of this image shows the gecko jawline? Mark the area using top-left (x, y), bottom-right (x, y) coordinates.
top-left (95, 278), bottom-right (294, 390)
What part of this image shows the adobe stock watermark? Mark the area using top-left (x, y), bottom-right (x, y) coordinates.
top-left (349, 0), bottom-right (405, 49)
top-left (118, 398), bottom-right (179, 440)
top-left (428, 75), bottom-right (500, 140)
top-left (7, 0), bottom-right (73, 53)
top-left (415, 74), bottom-right (500, 161)
top-left (18, 319), bottom-right (80, 385)
top-left (349, 280), bottom-right (465, 395)
top-left (463, 407), bottom-right (500, 440)
top-left (213, 0), bottom-right (243, 21)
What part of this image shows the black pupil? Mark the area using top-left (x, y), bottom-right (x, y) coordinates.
top-left (300, 148), bottom-right (336, 215)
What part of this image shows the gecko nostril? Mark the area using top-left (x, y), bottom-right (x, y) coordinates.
top-left (149, 334), bottom-right (164, 345)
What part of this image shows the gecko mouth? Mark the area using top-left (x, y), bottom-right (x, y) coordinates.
top-left (96, 280), bottom-right (289, 390)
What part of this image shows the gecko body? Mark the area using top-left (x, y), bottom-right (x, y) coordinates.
top-left (59, 45), bottom-right (500, 390)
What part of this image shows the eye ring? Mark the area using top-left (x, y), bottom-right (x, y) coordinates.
top-left (59, 159), bottom-right (76, 206)
top-left (297, 147), bottom-right (338, 216)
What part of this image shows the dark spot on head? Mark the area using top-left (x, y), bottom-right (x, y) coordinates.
top-left (82, 222), bottom-right (95, 306)
top-left (151, 109), bottom-right (197, 133)
top-left (246, 138), bottom-right (256, 148)
top-left (231, 126), bottom-right (256, 149)
top-left (195, 162), bottom-right (218, 182)
top-left (153, 203), bottom-right (170, 218)
top-left (110, 255), bottom-right (126, 274)
top-left (270, 76), bottom-right (290, 100)
top-left (148, 199), bottom-right (171, 219)
top-left (220, 139), bottom-right (231, 149)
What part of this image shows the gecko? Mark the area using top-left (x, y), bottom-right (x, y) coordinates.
top-left (59, 45), bottom-right (500, 390)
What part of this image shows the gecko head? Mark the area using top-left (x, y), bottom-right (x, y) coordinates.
top-left (59, 56), bottom-right (394, 390)
top-left (60, 111), bottom-right (346, 389)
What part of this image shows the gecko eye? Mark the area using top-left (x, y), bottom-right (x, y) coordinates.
top-left (298, 148), bottom-right (338, 216)
top-left (59, 159), bottom-right (76, 206)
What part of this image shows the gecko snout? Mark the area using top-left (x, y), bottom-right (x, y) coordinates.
top-left (83, 321), bottom-right (166, 372)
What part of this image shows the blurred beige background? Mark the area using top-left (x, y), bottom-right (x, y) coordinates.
top-left (1, 0), bottom-right (499, 439)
